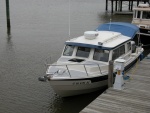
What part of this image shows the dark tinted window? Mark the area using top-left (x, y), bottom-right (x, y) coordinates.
top-left (76, 47), bottom-right (90, 58)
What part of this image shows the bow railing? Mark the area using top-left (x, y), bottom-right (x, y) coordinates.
top-left (46, 63), bottom-right (108, 78)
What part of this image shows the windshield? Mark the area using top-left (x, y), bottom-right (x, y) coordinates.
top-left (63, 45), bottom-right (74, 56)
top-left (143, 11), bottom-right (150, 19)
top-left (76, 47), bottom-right (90, 58)
top-left (93, 49), bottom-right (109, 62)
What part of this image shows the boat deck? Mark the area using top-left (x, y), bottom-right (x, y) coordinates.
top-left (80, 54), bottom-right (150, 113)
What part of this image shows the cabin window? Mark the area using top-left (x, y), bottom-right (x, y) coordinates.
top-left (63, 45), bottom-right (74, 56)
top-left (93, 49), bottom-right (109, 62)
top-left (76, 47), bottom-right (90, 58)
top-left (112, 45), bottom-right (125, 60)
top-left (112, 48), bottom-right (119, 60)
top-left (134, 11), bottom-right (137, 18)
top-left (120, 45), bottom-right (125, 55)
top-left (143, 11), bottom-right (150, 19)
top-left (137, 11), bottom-right (141, 18)
top-left (127, 42), bottom-right (131, 52)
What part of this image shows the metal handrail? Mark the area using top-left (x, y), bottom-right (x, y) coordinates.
top-left (46, 63), bottom-right (108, 78)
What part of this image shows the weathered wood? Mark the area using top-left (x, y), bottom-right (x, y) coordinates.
top-left (6, 0), bottom-right (11, 34)
top-left (106, 0), bottom-right (108, 11)
top-left (108, 61), bottom-right (114, 88)
top-left (80, 54), bottom-right (150, 113)
top-left (107, 0), bottom-right (146, 14)
top-left (115, 0), bottom-right (117, 11)
top-left (111, 0), bottom-right (114, 13)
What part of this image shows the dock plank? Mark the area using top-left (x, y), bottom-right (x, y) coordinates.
top-left (80, 57), bottom-right (150, 113)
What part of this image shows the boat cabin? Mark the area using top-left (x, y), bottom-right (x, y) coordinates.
top-left (58, 31), bottom-right (136, 64)
top-left (132, 3), bottom-right (150, 30)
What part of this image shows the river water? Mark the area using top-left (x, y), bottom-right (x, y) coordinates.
top-left (0, 0), bottom-right (145, 113)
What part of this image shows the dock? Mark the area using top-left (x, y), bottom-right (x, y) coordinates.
top-left (105, 0), bottom-right (149, 13)
top-left (80, 54), bottom-right (150, 113)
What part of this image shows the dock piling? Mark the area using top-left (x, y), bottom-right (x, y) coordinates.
top-left (108, 61), bottom-right (114, 88)
top-left (106, 0), bottom-right (148, 14)
top-left (6, 0), bottom-right (11, 34)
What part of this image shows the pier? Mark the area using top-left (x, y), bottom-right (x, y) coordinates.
top-left (106, 0), bottom-right (150, 13)
top-left (80, 54), bottom-right (150, 113)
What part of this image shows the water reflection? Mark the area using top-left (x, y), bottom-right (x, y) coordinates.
top-left (99, 12), bottom-right (132, 23)
top-left (7, 28), bottom-right (11, 38)
top-left (46, 87), bottom-right (106, 113)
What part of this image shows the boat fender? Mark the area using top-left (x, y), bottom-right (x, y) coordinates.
top-left (38, 76), bottom-right (47, 82)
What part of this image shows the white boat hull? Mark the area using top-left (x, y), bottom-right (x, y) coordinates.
top-left (49, 77), bottom-right (108, 97)
top-left (48, 55), bottom-right (142, 97)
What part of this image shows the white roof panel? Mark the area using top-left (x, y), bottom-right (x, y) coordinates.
top-left (66, 31), bottom-right (130, 49)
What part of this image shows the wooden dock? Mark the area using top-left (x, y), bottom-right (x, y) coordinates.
top-left (80, 55), bottom-right (150, 113)
top-left (106, 0), bottom-right (148, 13)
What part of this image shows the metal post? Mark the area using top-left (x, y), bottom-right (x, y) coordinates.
top-left (6, 0), bottom-right (11, 34)
top-left (84, 65), bottom-right (88, 76)
top-left (108, 61), bottom-right (114, 88)
top-left (97, 64), bottom-right (102, 75)
top-left (66, 65), bottom-right (71, 78)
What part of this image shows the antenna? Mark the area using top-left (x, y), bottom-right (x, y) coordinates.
top-left (68, 0), bottom-right (71, 39)
top-left (109, 18), bottom-right (112, 30)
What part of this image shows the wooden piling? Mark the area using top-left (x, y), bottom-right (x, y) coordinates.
top-left (106, 0), bottom-right (108, 11)
top-left (115, 0), bottom-right (118, 11)
top-left (111, 0), bottom-right (114, 13)
top-left (108, 61), bottom-right (114, 88)
top-left (106, 0), bottom-right (144, 14)
top-left (6, 0), bottom-right (11, 34)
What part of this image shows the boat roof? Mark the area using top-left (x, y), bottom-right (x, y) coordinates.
top-left (65, 31), bottom-right (130, 50)
top-left (96, 22), bottom-right (139, 39)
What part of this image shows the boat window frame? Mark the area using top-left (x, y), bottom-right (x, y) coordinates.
top-left (127, 42), bottom-right (131, 52)
top-left (63, 45), bottom-right (75, 56)
top-left (134, 10), bottom-right (138, 18)
top-left (93, 49), bottom-right (110, 62)
top-left (76, 46), bottom-right (91, 58)
top-left (142, 11), bottom-right (150, 19)
top-left (112, 44), bottom-right (125, 61)
top-left (137, 10), bottom-right (141, 18)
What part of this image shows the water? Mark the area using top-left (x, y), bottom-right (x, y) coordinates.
top-left (0, 0), bottom-right (147, 113)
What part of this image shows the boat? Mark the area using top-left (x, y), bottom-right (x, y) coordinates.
top-left (132, 3), bottom-right (150, 45)
top-left (44, 22), bottom-right (144, 97)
